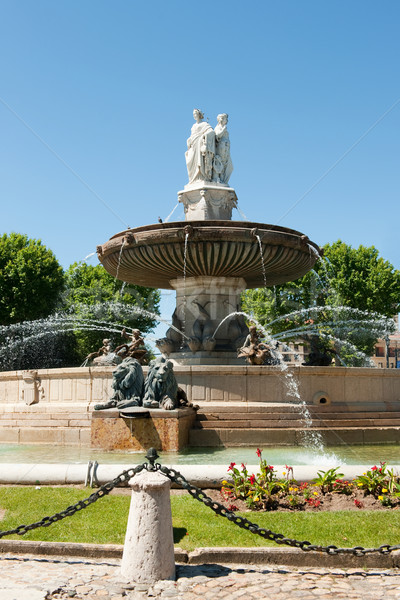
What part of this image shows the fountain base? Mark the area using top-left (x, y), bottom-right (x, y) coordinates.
top-left (1, 366), bottom-right (400, 448)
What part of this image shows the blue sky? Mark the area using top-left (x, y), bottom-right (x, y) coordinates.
top-left (1, 1), bottom-right (399, 333)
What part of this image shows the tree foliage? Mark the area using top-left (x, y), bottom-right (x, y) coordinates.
top-left (0, 232), bottom-right (64, 325)
top-left (321, 241), bottom-right (400, 316)
top-left (62, 262), bottom-right (161, 362)
top-left (241, 240), bottom-right (400, 363)
top-left (0, 240), bottom-right (161, 370)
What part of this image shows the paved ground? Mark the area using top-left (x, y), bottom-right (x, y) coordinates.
top-left (2, 554), bottom-right (400, 600)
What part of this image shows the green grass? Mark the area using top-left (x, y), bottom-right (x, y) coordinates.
top-left (1, 487), bottom-right (400, 551)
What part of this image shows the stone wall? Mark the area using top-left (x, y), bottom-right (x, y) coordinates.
top-left (0, 366), bottom-right (399, 446)
top-left (0, 365), bottom-right (399, 410)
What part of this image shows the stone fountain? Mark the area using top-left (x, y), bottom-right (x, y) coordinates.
top-left (97, 109), bottom-right (321, 365)
top-left (0, 110), bottom-right (400, 452)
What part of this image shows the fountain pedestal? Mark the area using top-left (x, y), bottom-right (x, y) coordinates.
top-left (91, 406), bottom-right (196, 451)
top-left (178, 183), bottom-right (237, 221)
top-left (166, 276), bottom-right (247, 364)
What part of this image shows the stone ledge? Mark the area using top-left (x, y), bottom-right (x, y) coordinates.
top-left (1, 541), bottom-right (400, 568)
top-left (92, 407), bottom-right (196, 420)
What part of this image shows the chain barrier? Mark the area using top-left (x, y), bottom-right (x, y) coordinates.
top-left (1, 447), bottom-right (400, 557)
top-left (157, 463), bottom-right (400, 557)
top-left (0, 464), bottom-right (146, 539)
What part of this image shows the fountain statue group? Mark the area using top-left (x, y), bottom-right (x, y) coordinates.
top-left (185, 109), bottom-right (233, 186)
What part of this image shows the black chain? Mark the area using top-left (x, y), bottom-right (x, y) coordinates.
top-left (158, 464), bottom-right (400, 556)
top-left (0, 464), bottom-right (146, 539)
top-left (2, 448), bottom-right (400, 557)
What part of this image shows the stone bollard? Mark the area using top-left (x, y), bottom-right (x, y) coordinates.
top-left (121, 469), bottom-right (175, 583)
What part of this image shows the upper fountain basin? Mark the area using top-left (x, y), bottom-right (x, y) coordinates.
top-left (97, 221), bottom-right (321, 289)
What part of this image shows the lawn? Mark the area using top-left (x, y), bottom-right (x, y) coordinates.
top-left (1, 486), bottom-right (400, 552)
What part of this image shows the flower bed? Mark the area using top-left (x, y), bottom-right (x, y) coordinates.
top-left (218, 449), bottom-right (400, 512)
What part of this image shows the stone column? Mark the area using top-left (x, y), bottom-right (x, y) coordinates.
top-left (121, 470), bottom-right (175, 583)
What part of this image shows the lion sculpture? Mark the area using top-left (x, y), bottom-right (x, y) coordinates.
top-left (94, 357), bottom-right (144, 410)
top-left (143, 356), bottom-right (187, 410)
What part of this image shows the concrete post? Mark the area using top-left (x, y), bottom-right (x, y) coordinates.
top-left (121, 469), bottom-right (175, 583)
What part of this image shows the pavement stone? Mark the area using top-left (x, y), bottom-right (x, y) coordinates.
top-left (2, 554), bottom-right (400, 599)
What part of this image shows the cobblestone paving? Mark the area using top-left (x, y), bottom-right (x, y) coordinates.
top-left (2, 554), bottom-right (400, 599)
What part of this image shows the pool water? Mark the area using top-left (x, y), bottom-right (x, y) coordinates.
top-left (1, 443), bottom-right (400, 466)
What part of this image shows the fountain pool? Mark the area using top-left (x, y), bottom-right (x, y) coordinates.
top-left (1, 443), bottom-right (400, 467)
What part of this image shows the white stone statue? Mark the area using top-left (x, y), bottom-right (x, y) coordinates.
top-left (185, 109), bottom-right (215, 184)
top-left (213, 113), bottom-right (233, 185)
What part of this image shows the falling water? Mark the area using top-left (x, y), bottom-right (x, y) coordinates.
top-left (183, 233), bottom-right (189, 281)
top-left (307, 243), bottom-right (321, 263)
top-left (114, 240), bottom-right (126, 283)
top-left (181, 232), bottom-right (190, 343)
top-left (254, 234), bottom-right (268, 288)
top-left (211, 305), bottom-right (396, 450)
top-left (212, 310), bottom-right (326, 449)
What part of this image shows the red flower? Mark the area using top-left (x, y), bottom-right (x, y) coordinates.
top-left (241, 463), bottom-right (246, 470)
top-left (249, 474), bottom-right (256, 485)
top-left (256, 448), bottom-right (262, 458)
top-left (371, 466), bottom-right (377, 471)
top-left (228, 462), bottom-right (236, 471)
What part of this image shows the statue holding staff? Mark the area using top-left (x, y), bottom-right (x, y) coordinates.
top-left (185, 109), bottom-right (215, 184)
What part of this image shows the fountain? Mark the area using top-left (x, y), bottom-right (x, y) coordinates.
top-left (0, 109), bottom-right (399, 453)
top-left (97, 109), bottom-right (321, 365)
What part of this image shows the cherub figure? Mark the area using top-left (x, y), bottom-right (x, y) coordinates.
top-left (115, 328), bottom-right (147, 363)
top-left (237, 326), bottom-right (273, 365)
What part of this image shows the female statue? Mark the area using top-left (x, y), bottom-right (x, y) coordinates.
top-left (185, 109), bottom-right (215, 184)
top-left (213, 113), bottom-right (233, 185)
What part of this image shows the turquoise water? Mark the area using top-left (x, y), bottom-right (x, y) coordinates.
top-left (1, 443), bottom-right (400, 466)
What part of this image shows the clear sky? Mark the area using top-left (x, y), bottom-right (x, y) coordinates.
top-left (1, 1), bottom-right (399, 334)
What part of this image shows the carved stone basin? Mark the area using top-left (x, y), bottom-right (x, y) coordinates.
top-left (97, 220), bottom-right (321, 289)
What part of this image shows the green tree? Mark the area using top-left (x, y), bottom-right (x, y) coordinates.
top-left (241, 240), bottom-right (400, 363)
top-left (0, 233), bottom-right (72, 371)
top-left (62, 262), bottom-right (161, 362)
top-left (0, 232), bottom-right (64, 325)
top-left (322, 241), bottom-right (400, 316)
